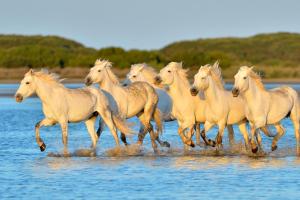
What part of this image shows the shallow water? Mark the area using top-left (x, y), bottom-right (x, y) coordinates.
top-left (1, 83), bottom-right (300, 199)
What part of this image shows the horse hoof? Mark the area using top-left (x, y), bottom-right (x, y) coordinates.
top-left (162, 141), bottom-right (171, 148)
top-left (208, 139), bottom-right (216, 147)
top-left (190, 142), bottom-right (195, 148)
top-left (252, 146), bottom-right (258, 154)
top-left (271, 145), bottom-right (277, 151)
top-left (40, 143), bottom-right (46, 152)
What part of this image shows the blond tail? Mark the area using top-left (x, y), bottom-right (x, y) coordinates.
top-left (153, 108), bottom-right (163, 135)
top-left (112, 114), bottom-right (135, 135)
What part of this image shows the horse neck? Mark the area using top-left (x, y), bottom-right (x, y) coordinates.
top-left (99, 74), bottom-right (125, 104)
top-left (99, 73), bottom-right (121, 92)
top-left (242, 78), bottom-right (265, 105)
top-left (141, 71), bottom-right (156, 87)
top-left (35, 78), bottom-right (58, 105)
top-left (204, 77), bottom-right (223, 105)
top-left (168, 74), bottom-right (191, 101)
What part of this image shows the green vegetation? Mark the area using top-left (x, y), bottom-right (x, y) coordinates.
top-left (1, 32), bottom-right (300, 78)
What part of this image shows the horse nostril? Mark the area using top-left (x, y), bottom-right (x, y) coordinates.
top-left (85, 77), bottom-right (92, 86)
top-left (190, 87), bottom-right (198, 96)
top-left (232, 88), bottom-right (239, 97)
top-left (154, 76), bottom-right (162, 84)
top-left (15, 94), bottom-right (23, 102)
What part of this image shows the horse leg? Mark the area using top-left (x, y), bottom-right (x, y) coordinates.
top-left (255, 130), bottom-right (264, 153)
top-left (96, 117), bottom-right (105, 139)
top-left (201, 121), bottom-right (216, 147)
top-left (215, 122), bottom-right (226, 149)
top-left (139, 114), bottom-right (158, 153)
top-left (178, 126), bottom-right (188, 145)
top-left (237, 122), bottom-right (250, 150)
top-left (60, 122), bottom-right (69, 155)
top-left (137, 115), bottom-right (147, 145)
top-left (120, 133), bottom-right (129, 145)
top-left (185, 124), bottom-right (195, 147)
top-left (35, 118), bottom-right (55, 152)
top-left (98, 109), bottom-right (120, 147)
top-left (227, 125), bottom-right (235, 146)
top-left (290, 109), bottom-right (300, 155)
top-left (195, 122), bottom-right (202, 146)
top-left (85, 116), bottom-right (98, 150)
top-left (271, 123), bottom-right (285, 151)
top-left (260, 126), bottom-right (276, 137)
top-left (249, 123), bottom-right (258, 153)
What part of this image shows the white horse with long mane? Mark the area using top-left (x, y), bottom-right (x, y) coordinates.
top-left (123, 63), bottom-right (174, 121)
top-left (154, 62), bottom-right (235, 147)
top-left (124, 63), bottom-right (209, 146)
top-left (191, 62), bottom-right (252, 150)
top-left (15, 69), bottom-right (133, 154)
top-left (232, 66), bottom-right (300, 153)
top-left (85, 59), bottom-right (169, 152)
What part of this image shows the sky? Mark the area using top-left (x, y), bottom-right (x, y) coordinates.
top-left (0, 0), bottom-right (300, 50)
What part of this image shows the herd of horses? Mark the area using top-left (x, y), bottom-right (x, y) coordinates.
top-left (14, 59), bottom-right (300, 155)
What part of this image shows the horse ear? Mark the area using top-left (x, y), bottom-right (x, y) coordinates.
top-left (213, 60), bottom-right (219, 68)
top-left (138, 65), bottom-right (144, 72)
top-left (105, 61), bottom-right (112, 69)
top-left (29, 68), bottom-right (34, 75)
top-left (250, 66), bottom-right (254, 70)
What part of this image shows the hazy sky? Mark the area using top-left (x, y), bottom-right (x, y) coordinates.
top-left (0, 0), bottom-right (299, 50)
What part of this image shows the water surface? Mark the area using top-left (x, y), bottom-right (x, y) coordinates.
top-left (1, 83), bottom-right (300, 199)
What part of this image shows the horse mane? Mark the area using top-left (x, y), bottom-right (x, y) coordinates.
top-left (209, 61), bottom-right (225, 89)
top-left (95, 58), bottom-right (120, 85)
top-left (33, 69), bottom-right (64, 86)
top-left (171, 62), bottom-right (190, 88)
top-left (132, 63), bottom-right (158, 84)
top-left (241, 66), bottom-right (265, 90)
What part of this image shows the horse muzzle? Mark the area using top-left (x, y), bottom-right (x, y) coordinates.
top-left (85, 77), bottom-right (93, 86)
top-left (190, 87), bottom-right (199, 96)
top-left (154, 76), bottom-right (162, 85)
top-left (15, 93), bottom-right (23, 102)
top-left (232, 88), bottom-right (239, 97)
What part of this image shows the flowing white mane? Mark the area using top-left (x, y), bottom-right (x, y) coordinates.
top-left (240, 66), bottom-right (265, 90)
top-left (170, 62), bottom-right (190, 88)
top-left (31, 69), bottom-right (64, 86)
top-left (95, 59), bottom-right (112, 67)
top-left (210, 61), bottom-right (225, 89)
top-left (131, 63), bottom-right (158, 84)
top-left (95, 58), bottom-right (120, 85)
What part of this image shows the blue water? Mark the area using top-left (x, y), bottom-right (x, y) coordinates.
top-left (1, 83), bottom-right (300, 199)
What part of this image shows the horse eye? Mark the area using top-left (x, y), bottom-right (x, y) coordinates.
top-left (201, 77), bottom-right (205, 80)
top-left (26, 82), bottom-right (30, 85)
top-left (167, 70), bottom-right (171, 73)
top-left (98, 70), bottom-right (101, 72)
top-left (243, 77), bottom-right (247, 80)
top-left (133, 75), bottom-right (136, 78)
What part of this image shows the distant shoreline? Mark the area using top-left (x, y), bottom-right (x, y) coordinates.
top-left (2, 67), bottom-right (300, 84)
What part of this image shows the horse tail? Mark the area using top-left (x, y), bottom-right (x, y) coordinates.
top-left (112, 113), bottom-right (135, 136)
top-left (153, 108), bottom-right (163, 135)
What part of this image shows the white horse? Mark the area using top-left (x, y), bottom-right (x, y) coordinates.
top-left (232, 66), bottom-right (300, 153)
top-left (190, 62), bottom-right (252, 149)
top-left (154, 62), bottom-right (231, 147)
top-left (123, 63), bottom-right (174, 121)
top-left (85, 59), bottom-right (168, 152)
top-left (124, 63), bottom-right (210, 146)
top-left (15, 69), bottom-right (133, 154)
